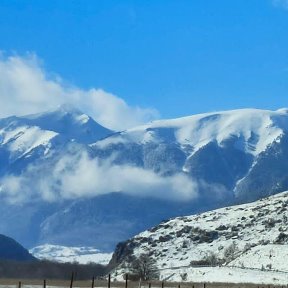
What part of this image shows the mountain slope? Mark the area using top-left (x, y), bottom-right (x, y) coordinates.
top-left (1, 107), bottom-right (288, 250)
top-left (0, 104), bottom-right (113, 175)
top-left (18, 104), bottom-right (113, 144)
top-left (92, 108), bottom-right (288, 201)
top-left (110, 191), bottom-right (288, 282)
top-left (38, 193), bottom-right (221, 251)
top-left (0, 234), bottom-right (35, 261)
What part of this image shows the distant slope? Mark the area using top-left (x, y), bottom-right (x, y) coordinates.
top-left (0, 234), bottom-right (35, 261)
top-left (30, 244), bottom-right (112, 265)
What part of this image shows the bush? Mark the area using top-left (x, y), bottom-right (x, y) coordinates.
top-left (204, 252), bottom-right (219, 266)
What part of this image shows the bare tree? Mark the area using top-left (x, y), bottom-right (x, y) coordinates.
top-left (129, 254), bottom-right (159, 281)
top-left (223, 241), bottom-right (238, 262)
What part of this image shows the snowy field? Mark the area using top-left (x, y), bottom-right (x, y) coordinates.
top-left (229, 244), bottom-right (288, 272)
top-left (159, 266), bottom-right (288, 285)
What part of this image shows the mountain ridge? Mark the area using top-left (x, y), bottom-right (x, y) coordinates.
top-left (1, 106), bottom-right (288, 250)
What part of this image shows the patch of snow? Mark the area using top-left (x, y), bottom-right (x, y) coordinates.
top-left (75, 114), bottom-right (90, 124)
top-left (229, 244), bottom-right (288, 272)
top-left (1, 126), bottom-right (57, 157)
top-left (97, 108), bottom-right (288, 156)
top-left (30, 244), bottom-right (112, 265)
top-left (159, 266), bottom-right (288, 284)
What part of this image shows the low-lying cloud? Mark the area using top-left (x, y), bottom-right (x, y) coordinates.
top-left (0, 152), bottom-right (199, 204)
top-left (0, 53), bottom-right (159, 130)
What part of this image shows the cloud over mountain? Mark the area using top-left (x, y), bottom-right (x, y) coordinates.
top-left (0, 53), bottom-right (158, 130)
top-left (0, 152), bottom-right (199, 204)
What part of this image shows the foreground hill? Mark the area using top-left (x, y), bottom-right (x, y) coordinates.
top-left (110, 192), bottom-right (288, 284)
top-left (1, 107), bottom-right (288, 250)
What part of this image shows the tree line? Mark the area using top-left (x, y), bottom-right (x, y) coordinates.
top-left (0, 259), bottom-right (107, 280)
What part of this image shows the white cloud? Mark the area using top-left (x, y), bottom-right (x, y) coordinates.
top-left (272, 0), bottom-right (288, 9)
top-left (0, 152), bottom-right (199, 204)
top-left (0, 53), bottom-right (159, 130)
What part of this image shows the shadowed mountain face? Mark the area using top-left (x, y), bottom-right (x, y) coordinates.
top-left (0, 234), bottom-right (35, 261)
top-left (1, 107), bottom-right (288, 250)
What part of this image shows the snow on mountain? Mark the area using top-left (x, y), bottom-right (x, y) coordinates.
top-left (91, 108), bottom-right (288, 202)
top-left (110, 191), bottom-right (288, 283)
top-left (2, 107), bottom-right (288, 252)
top-left (159, 266), bottom-right (288, 284)
top-left (94, 108), bottom-right (288, 156)
top-left (1, 104), bottom-right (113, 145)
top-left (0, 104), bottom-right (113, 164)
top-left (21, 104), bottom-right (113, 144)
top-left (0, 125), bottom-right (58, 158)
top-left (30, 244), bottom-right (112, 265)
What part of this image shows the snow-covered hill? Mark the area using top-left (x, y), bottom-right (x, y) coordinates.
top-left (110, 191), bottom-right (288, 284)
top-left (30, 244), bottom-right (112, 265)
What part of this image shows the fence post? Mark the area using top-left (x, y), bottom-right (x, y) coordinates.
top-left (70, 272), bottom-right (74, 288)
top-left (18, 281), bottom-right (21, 288)
top-left (44, 279), bottom-right (46, 288)
top-left (125, 274), bottom-right (128, 288)
top-left (148, 283), bottom-right (151, 288)
top-left (204, 283), bottom-right (206, 288)
top-left (161, 281), bottom-right (164, 288)
top-left (91, 276), bottom-right (95, 288)
top-left (108, 274), bottom-right (111, 288)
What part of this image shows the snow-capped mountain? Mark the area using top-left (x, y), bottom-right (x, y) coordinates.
top-left (0, 104), bottom-right (113, 175)
top-left (30, 244), bottom-right (112, 265)
top-left (110, 191), bottom-right (288, 284)
top-left (92, 108), bottom-right (288, 202)
top-left (15, 104), bottom-right (113, 144)
top-left (1, 107), bottom-right (288, 252)
top-left (95, 108), bottom-right (288, 156)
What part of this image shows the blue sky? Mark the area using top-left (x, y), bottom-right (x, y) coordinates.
top-left (0, 0), bottom-right (287, 122)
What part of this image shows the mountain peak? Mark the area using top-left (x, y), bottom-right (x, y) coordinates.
top-left (24, 103), bottom-right (87, 122)
top-left (0, 105), bottom-right (113, 145)
top-left (54, 103), bottom-right (84, 117)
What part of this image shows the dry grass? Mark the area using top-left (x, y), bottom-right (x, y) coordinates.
top-left (0, 279), bottom-right (282, 288)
